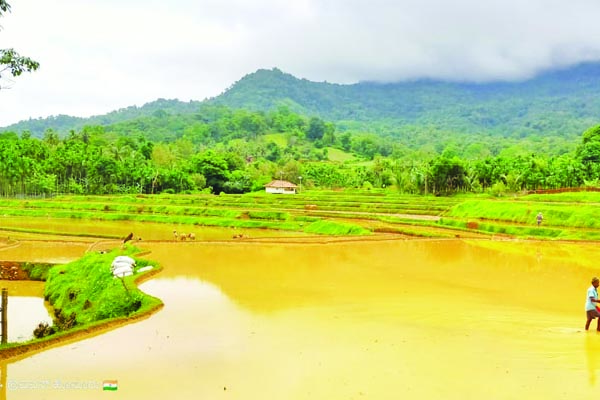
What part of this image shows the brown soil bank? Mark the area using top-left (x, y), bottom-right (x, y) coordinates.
top-left (0, 261), bottom-right (29, 280)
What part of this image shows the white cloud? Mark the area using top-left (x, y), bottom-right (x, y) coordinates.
top-left (1, 0), bottom-right (600, 126)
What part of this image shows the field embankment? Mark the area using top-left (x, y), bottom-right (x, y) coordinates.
top-left (443, 192), bottom-right (600, 240)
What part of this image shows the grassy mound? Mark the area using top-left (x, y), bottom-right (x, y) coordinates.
top-left (44, 246), bottom-right (161, 329)
top-left (0, 246), bottom-right (163, 359)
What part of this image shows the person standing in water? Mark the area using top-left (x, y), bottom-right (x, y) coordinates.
top-left (585, 277), bottom-right (600, 331)
top-left (536, 212), bottom-right (543, 226)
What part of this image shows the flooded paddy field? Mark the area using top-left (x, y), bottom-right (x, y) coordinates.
top-left (0, 216), bottom-right (309, 242)
top-left (0, 218), bottom-right (599, 399)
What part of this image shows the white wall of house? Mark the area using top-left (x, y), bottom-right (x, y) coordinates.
top-left (266, 187), bottom-right (296, 194)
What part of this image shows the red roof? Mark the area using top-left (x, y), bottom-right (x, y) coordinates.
top-left (264, 180), bottom-right (298, 188)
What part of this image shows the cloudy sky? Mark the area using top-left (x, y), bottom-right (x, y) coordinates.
top-left (1, 0), bottom-right (600, 127)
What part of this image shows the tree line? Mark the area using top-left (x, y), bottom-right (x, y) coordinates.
top-left (0, 106), bottom-right (599, 197)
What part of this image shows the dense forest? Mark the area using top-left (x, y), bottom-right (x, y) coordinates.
top-left (0, 104), bottom-right (599, 197)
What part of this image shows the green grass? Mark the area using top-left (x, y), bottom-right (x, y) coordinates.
top-left (20, 262), bottom-right (54, 281)
top-left (518, 192), bottom-right (600, 203)
top-left (303, 220), bottom-right (372, 235)
top-left (326, 147), bottom-right (357, 162)
top-left (263, 133), bottom-right (287, 146)
top-left (44, 246), bottom-right (162, 326)
top-left (3, 190), bottom-right (600, 241)
top-left (446, 199), bottom-right (600, 229)
top-left (247, 211), bottom-right (290, 220)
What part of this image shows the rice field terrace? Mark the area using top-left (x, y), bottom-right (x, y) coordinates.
top-left (0, 189), bottom-right (599, 241)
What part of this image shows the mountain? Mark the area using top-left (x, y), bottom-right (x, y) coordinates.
top-left (3, 63), bottom-right (600, 139)
top-left (209, 64), bottom-right (600, 138)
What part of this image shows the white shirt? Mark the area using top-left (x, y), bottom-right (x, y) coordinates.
top-left (586, 285), bottom-right (598, 311)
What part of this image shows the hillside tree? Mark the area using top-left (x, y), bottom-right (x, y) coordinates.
top-left (0, 1), bottom-right (39, 89)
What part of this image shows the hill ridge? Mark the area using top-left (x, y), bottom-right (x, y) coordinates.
top-left (3, 62), bottom-right (600, 138)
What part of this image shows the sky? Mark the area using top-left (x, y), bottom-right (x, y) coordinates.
top-left (1, 0), bottom-right (600, 127)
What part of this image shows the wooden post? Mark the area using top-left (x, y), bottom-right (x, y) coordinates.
top-left (1, 288), bottom-right (7, 345)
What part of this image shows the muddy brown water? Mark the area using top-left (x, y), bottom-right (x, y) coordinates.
top-left (0, 220), bottom-right (599, 398)
top-left (0, 216), bottom-right (307, 242)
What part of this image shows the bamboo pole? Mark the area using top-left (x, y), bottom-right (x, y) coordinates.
top-left (1, 288), bottom-right (7, 345)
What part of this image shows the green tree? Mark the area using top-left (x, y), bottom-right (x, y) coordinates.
top-left (223, 170), bottom-right (252, 193)
top-left (307, 117), bottom-right (325, 141)
top-left (321, 122), bottom-right (336, 145)
top-left (192, 150), bottom-right (230, 193)
top-left (0, 1), bottom-right (39, 89)
top-left (339, 132), bottom-right (352, 151)
top-left (430, 156), bottom-right (466, 194)
top-left (577, 124), bottom-right (600, 181)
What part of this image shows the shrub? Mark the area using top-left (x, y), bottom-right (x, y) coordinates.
top-left (488, 181), bottom-right (507, 197)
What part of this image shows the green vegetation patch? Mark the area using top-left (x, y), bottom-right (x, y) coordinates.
top-left (447, 199), bottom-right (600, 229)
top-left (519, 192), bottom-right (600, 203)
top-left (263, 133), bottom-right (287, 146)
top-left (326, 147), bottom-right (356, 162)
top-left (20, 262), bottom-right (54, 281)
top-left (247, 211), bottom-right (290, 220)
top-left (44, 247), bottom-right (162, 328)
top-left (303, 220), bottom-right (372, 235)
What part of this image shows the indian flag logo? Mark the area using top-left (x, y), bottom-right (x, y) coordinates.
top-left (103, 380), bottom-right (118, 391)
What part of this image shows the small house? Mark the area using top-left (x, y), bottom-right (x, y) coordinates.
top-left (264, 180), bottom-right (298, 194)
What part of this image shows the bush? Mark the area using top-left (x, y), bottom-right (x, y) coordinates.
top-left (488, 181), bottom-right (507, 197)
top-left (20, 262), bottom-right (52, 280)
top-left (33, 322), bottom-right (57, 338)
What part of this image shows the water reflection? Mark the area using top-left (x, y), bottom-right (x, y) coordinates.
top-left (2, 277), bottom-right (247, 400)
top-left (0, 281), bottom-right (52, 343)
top-left (1, 361), bottom-right (6, 400)
top-left (586, 333), bottom-right (600, 386)
top-left (6, 297), bottom-right (52, 342)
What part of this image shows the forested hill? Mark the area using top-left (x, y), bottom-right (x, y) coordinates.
top-left (3, 62), bottom-right (600, 139)
top-left (2, 98), bottom-right (204, 137)
top-left (210, 63), bottom-right (600, 138)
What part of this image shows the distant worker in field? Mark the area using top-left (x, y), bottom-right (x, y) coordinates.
top-left (173, 230), bottom-right (178, 241)
top-left (586, 277), bottom-right (600, 331)
top-left (536, 212), bottom-right (543, 226)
